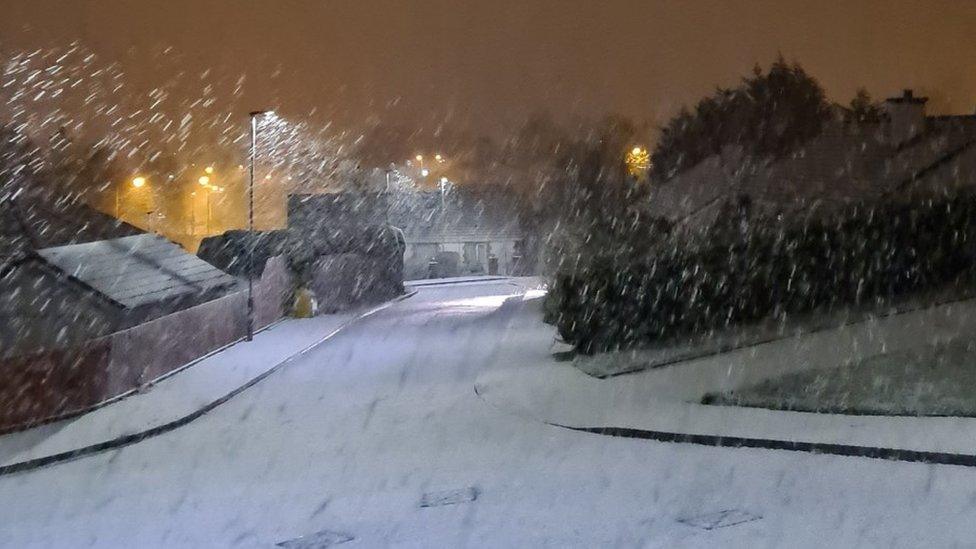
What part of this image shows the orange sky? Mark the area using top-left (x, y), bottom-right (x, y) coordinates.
top-left (2, 0), bottom-right (975, 137)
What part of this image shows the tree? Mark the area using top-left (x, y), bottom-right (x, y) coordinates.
top-left (650, 56), bottom-right (831, 180)
top-left (848, 88), bottom-right (884, 124)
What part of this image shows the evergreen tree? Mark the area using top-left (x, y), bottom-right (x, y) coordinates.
top-left (848, 87), bottom-right (884, 124)
top-left (650, 57), bottom-right (830, 180)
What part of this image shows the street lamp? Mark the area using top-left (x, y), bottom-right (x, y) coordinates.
top-left (625, 146), bottom-right (651, 179)
top-left (247, 109), bottom-right (275, 341)
top-left (117, 176), bottom-right (147, 219)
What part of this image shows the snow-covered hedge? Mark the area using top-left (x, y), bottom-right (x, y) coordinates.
top-left (548, 191), bottom-right (976, 354)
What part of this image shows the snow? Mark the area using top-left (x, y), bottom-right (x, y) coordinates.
top-left (706, 339), bottom-right (976, 416)
top-left (0, 297), bottom-right (411, 472)
top-left (0, 279), bottom-right (975, 547)
top-left (479, 295), bottom-right (976, 456)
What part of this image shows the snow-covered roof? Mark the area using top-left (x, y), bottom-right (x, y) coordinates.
top-left (37, 234), bottom-right (238, 309)
top-left (0, 196), bottom-right (143, 271)
top-left (650, 114), bottom-right (976, 234)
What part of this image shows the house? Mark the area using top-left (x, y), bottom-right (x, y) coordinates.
top-left (0, 197), bottom-right (239, 357)
top-left (282, 189), bottom-right (523, 280)
top-left (387, 189), bottom-right (524, 279)
top-left (648, 89), bottom-right (976, 238)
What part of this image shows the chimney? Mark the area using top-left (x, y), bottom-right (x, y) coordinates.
top-left (883, 89), bottom-right (928, 145)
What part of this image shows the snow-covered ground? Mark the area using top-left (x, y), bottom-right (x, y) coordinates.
top-left (0, 296), bottom-right (410, 473)
top-left (707, 339), bottom-right (976, 416)
top-left (478, 296), bottom-right (976, 456)
top-left (1, 278), bottom-right (975, 547)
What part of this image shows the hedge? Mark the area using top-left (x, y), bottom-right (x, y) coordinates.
top-left (547, 191), bottom-right (976, 354)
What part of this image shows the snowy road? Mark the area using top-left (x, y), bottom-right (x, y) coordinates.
top-left (1, 279), bottom-right (975, 547)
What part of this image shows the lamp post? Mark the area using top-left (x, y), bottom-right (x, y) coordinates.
top-left (247, 110), bottom-right (274, 341)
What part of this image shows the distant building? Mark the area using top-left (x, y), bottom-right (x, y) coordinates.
top-left (387, 189), bottom-right (524, 279)
top-left (649, 89), bottom-right (976, 238)
top-left (283, 189), bottom-right (524, 280)
top-left (0, 198), bottom-right (238, 357)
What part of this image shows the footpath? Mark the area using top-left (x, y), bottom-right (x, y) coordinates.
top-left (0, 293), bottom-right (415, 476)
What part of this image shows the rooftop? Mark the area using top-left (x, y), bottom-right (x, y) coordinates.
top-left (37, 234), bottom-right (239, 309)
top-left (0, 196), bottom-right (142, 269)
top-left (886, 89), bottom-right (929, 105)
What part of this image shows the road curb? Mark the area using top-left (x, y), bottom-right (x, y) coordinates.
top-left (405, 276), bottom-right (510, 288)
top-left (472, 384), bottom-right (976, 469)
top-left (559, 425), bottom-right (976, 468)
top-left (0, 291), bottom-right (417, 478)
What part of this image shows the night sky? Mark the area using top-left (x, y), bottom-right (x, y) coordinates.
top-left (2, 0), bottom-right (976, 137)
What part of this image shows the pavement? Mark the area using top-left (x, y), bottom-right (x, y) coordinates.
top-left (2, 277), bottom-right (976, 547)
top-left (0, 294), bottom-right (414, 476)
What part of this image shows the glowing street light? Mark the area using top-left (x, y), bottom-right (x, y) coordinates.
top-left (198, 175), bottom-right (211, 186)
top-left (435, 154), bottom-right (443, 162)
top-left (204, 166), bottom-right (215, 175)
top-left (116, 176), bottom-right (147, 218)
top-left (625, 146), bottom-right (651, 179)
top-left (421, 168), bottom-right (430, 177)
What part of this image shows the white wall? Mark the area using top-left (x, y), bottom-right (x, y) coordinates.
top-left (403, 238), bottom-right (521, 279)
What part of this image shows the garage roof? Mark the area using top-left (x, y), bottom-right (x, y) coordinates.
top-left (37, 234), bottom-right (238, 309)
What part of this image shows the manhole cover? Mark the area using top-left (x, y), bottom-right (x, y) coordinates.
top-left (276, 529), bottom-right (354, 548)
top-left (419, 486), bottom-right (479, 508)
top-left (677, 509), bottom-right (762, 531)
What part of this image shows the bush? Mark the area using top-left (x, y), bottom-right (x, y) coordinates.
top-left (547, 191), bottom-right (976, 354)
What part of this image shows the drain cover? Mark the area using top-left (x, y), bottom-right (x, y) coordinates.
top-left (276, 529), bottom-right (354, 548)
top-left (419, 486), bottom-right (479, 508)
top-left (677, 509), bottom-right (761, 530)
